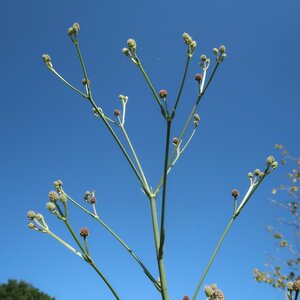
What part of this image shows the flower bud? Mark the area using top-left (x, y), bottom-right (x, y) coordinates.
top-left (42, 54), bottom-right (51, 64)
top-left (172, 137), bottom-right (179, 146)
top-left (84, 191), bottom-right (91, 202)
top-left (27, 211), bottom-right (36, 220)
top-left (114, 109), bottom-right (121, 117)
top-left (59, 194), bottom-right (67, 203)
top-left (28, 223), bottom-right (36, 230)
top-left (72, 23), bottom-right (80, 35)
top-left (195, 73), bottom-right (203, 83)
top-left (183, 296), bottom-right (189, 300)
top-left (266, 156), bottom-right (275, 165)
top-left (90, 197), bottom-right (96, 204)
top-left (194, 113), bottom-right (200, 122)
top-left (254, 169), bottom-right (261, 176)
top-left (46, 202), bottom-right (56, 211)
top-left (287, 281), bottom-right (294, 291)
top-left (48, 191), bottom-right (59, 202)
top-left (159, 89), bottom-right (168, 99)
top-left (80, 227), bottom-right (89, 238)
top-left (82, 78), bottom-right (90, 86)
top-left (248, 172), bottom-right (253, 179)
top-left (190, 40), bottom-right (197, 49)
top-left (204, 286), bottom-right (214, 297)
top-left (127, 39), bottom-right (136, 51)
top-left (213, 48), bottom-right (219, 55)
top-left (200, 54), bottom-right (207, 62)
top-left (219, 45), bottom-right (226, 53)
top-left (213, 289), bottom-right (224, 300)
top-left (182, 32), bottom-right (193, 45)
top-left (122, 48), bottom-right (131, 57)
top-left (231, 189), bottom-right (239, 198)
top-left (271, 161), bottom-right (278, 169)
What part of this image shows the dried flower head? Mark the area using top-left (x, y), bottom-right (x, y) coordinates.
top-left (159, 89), bottom-right (168, 99)
top-left (42, 54), bottom-right (51, 64)
top-left (114, 109), bottom-right (121, 117)
top-left (48, 191), bottom-right (59, 202)
top-left (231, 189), bottom-right (239, 198)
top-left (80, 227), bottom-right (89, 238)
top-left (195, 73), bottom-right (203, 83)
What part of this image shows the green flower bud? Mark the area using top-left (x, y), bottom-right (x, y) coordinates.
top-left (46, 202), bottom-right (56, 211)
top-left (127, 38), bottom-right (136, 51)
top-left (271, 161), bottom-right (278, 169)
top-left (27, 211), bottom-right (36, 220)
top-left (67, 27), bottom-right (74, 36)
top-left (190, 40), bottom-right (197, 49)
top-left (59, 194), bottom-right (67, 203)
top-left (122, 48), bottom-right (131, 57)
top-left (213, 289), bottom-right (224, 300)
top-left (200, 54), bottom-right (207, 62)
top-left (287, 281), bottom-right (294, 291)
top-left (194, 113), bottom-right (200, 122)
top-left (248, 172), bottom-right (253, 179)
top-left (266, 155), bottom-right (275, 165)
top-left (182, 32), bottom-right (193, 45)
top-left (219, 45), bottom-right (226, 53)
top-left (213, 48), bottom-right (219, 55)
top-left (254, 169), bottom-right (261, 176)
top-left (28, 223), bottom-right (36, 230)
top-left (72, 23), bottom-right (80, 34)
top-left (204, 286), bottom-right (214, 297)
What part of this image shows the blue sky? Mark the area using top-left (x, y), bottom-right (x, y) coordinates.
top-left (1, 0), bottom-right (299, 299)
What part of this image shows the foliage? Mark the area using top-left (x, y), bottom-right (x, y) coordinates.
top-left (27, 23), bottom-right (278, 300)
top-left (253, 145), bottom-right (300, 298)
top-left (0, 279), bottom-right (54, 300)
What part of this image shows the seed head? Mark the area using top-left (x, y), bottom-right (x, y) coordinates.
top-left (114, 109), bottom-right (121, 117)
top-left (231, 189), bottom-right (239, 198)
top-left (159, 89), bottom-right (168, 99)
top-left (27, 211), bottom-right (36, 220)
top-left (84, 191), bottom-right (91, 202)
top-left (48, 191), bottom-right (59, 202)
top-left (195, 73), bottom-right (203, 83)
top-left (80, 227), bottom-right (89, 238)
top-left (127, 39), bottom-right (136, 51)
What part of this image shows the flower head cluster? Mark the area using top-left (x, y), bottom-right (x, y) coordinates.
top-left (204, 284), bottom-right (224, 300)
top-left (182, 32), bottom-right (197, 57)
top-left (122, 38), bottom-right (138, 63)
top-left (68, 22), bottom-right (80, 41)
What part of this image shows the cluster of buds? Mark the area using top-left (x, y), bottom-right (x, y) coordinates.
top-left (212, 45), bottom-right (227, 63)
top-left (204, 284), bottom-right (225, 300)
top-left (122, 39), bottom-right (138, 63)
top-left (68, 22), bottom-right (80, 41)
top-left (287, 280), bottom-right (300, 299)
top-left (119, 94), bottom-right (129, 104)
top-left (84, 191), bottom-right (96, 205)
top-left (200, 54), bottom-right (210, 70)
top-left (182, 32), bottom-right (197, 57)
top-left (53, 179), bottom-right (63, 191)
top-left (27, 211), bottom-right (48, 231)
top-left (42, 54), bottom-right (53, 69)
top-left (194, 113), bottom-right (200, 127)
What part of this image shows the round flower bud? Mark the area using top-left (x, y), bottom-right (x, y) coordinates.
top-left (59, 194), bottom-right (67, 203)
top-left (287, 281), bottom-right (294, 291)
top-left (36, 213), bottom-right (43, 221)
top-left (72, 23), bottom-right (80, 34)
top-left (28, 223), bottom-right (36, 230)
top-left (293, 280), bottom-right (300, 291)
top-left (114, 109), bottom-right (121, 117)
top-left (172, 137), bottom-right (179, 146)
top-left (53, 180), bottom-right (63, 189)
top-left (194, 113), bottom-right (200, 122)
top-left (27, 211), bottom-right (36, 220)
top-left (248, 172), bottom-right (253, 179)
top-left (210, 284), bottom-right (217, 290)
top-left (231, 189), bottom-right (239, 198)
top-left (219, 45), bottom-right (226, 53)
top-left (84, 191), bottom-right (91, 202)
top-left (266, 156), bottom-right (275, 165)
top-left (190, 40), bottom-right (197, 49)
top-left (127, 38), bottom-right (136, 50)
top-left (67, 27), bottom-right (74, 36)
top-left (195, 73), bottom-right (203, 83)
top-left (90, 196), bottom-right (96, 204)
top-left (271, 161), bottom-right (278, 169)
top-left (200, 54), bottom-right (207, 62)
top-left (80, 227), bottom-right (89, 238)
top-left (254, 169), bottom-right (261, 176)
top-left (48, 191), bottom-right (59, 202)
top-left (159, 89), bottom-right (168, 99)
top-left (122, 47), bottom-right (131, 57)
top-left (204, 286), bottom-right (214, 297)
top-left (183, 296), bottom-right (189, 300)
top-left (213, 289), bottom-right (224, 300)
top-left (46, 202), bottom-right (56, 211)
top-left (42, 54), bottom-right (51, 64)
top-left (213, 48), bottom-right (219, 55)
top-left (220, 53), bottom-right (227, 60)
top-left (182, 32), bottom-right (193, 45)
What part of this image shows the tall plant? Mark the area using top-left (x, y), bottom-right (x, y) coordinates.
top-left (27, 23), bottom-right (280, 300)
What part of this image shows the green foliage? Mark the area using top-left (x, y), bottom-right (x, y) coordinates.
top-left (253, 145), bottom-right (300, 291)
top-left (0, 279), bottom-right (55, 300)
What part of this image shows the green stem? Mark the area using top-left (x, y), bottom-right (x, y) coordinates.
top-left (121, 124), bottom-right (150, 193)
top-left (171, 54), bottom-right (191, 119)
top-left (150, 197), bottom-right (170, 300)
top-left (89, 261), bottom-right (121, 300)
top-left (295, 291), bottom-right (299, 300)
top-left (136, 59), bottom-right (166, 117)
top-left (61, 190), bottom-right (160, 291)
top-left (154, 63), bottom-right (221, 196)
top-left (191, 217), bottom-right (235, 300)
top-left (159, 120), bottom-right (172, 257)
top-left (64, 219), bottom-right (87, 254)
top-left (49, 68), bottom-right (88, 98)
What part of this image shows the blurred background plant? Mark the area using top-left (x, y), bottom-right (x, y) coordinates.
top-left (253, 145), bottom-right (300, 296)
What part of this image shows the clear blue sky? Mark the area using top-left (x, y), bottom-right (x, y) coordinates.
top-left (1, 1), bottom-right (299, 299)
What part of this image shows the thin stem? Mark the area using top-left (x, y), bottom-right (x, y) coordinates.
top-left (154, 63), bottom-right (221, 196)
top-left (159, 120), bottom-right (172, 258)
top-left (49, 68), bottom-right (88, 98)
top-left (191, 217), bottom-right (235, 300)
top-left (61, 190), bottom-right (160, 291)
top-left (150, 197), bottom-right (170, 300)
top-left (171, 54), bottom-right (191, 119)
top-left (136, 59), bottom-right (166, 117)
top-left (64, 219), bottom-right (86, 254)
top-left (295, 291), bottom-right (299, 300)
top-left (89, 261), bottom-right (121, 300)
top-left (121, 124), bottom-right (150, 192)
